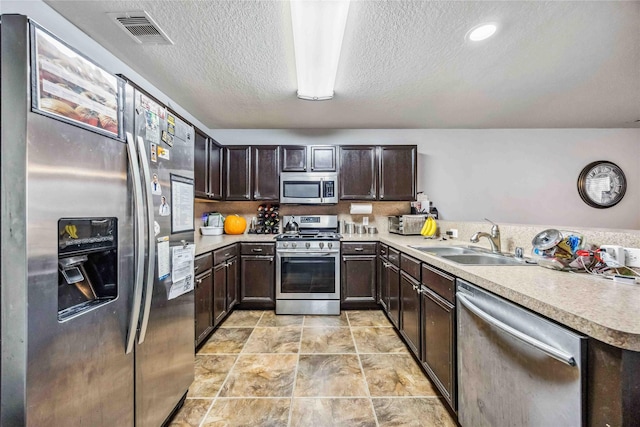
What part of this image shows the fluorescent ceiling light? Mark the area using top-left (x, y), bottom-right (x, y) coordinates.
top-left (290, 0), bottom-right (351, 100)
top-left (467, 23), bottom-right (498, 42)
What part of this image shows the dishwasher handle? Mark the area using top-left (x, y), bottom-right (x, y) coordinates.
top-left (457, 292), bottom-right (576, 367)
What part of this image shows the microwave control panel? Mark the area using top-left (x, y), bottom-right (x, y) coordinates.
top-left (323, 181), bottom-right (335, 198)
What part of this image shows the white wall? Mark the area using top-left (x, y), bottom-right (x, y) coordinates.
top-left (210, 129), bottom-right (640, 230)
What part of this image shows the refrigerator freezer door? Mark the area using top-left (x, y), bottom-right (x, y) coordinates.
top-left (131, 89), bottom-right (195, 427)
top-left (25, 113), bottom-right (135, 426)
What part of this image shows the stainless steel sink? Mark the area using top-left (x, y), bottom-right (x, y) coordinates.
top-left (409, 245), bottom-right (535, 266)
top-left (408, 246), bottom-right (479, 256)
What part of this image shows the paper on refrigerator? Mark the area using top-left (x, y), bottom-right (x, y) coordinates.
top-left (168, 243), bottom-right (195, 300)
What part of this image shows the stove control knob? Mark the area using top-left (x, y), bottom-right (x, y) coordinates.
top-left (328, 242), bottom-right (333, 249)
top-left (283, 242), bottom-right (288, 248)
top-left (305, 242), bottom-right (311, 249)
top-left (319, 242), bottom-right (324, 249)
top-left (292, 242), bottom-right (297, 249)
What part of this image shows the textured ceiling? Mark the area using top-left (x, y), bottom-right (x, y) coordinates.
top-left (44, 0), bottom-right (640, 129)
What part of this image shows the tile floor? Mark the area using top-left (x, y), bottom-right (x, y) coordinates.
top-left (169, 310), bottom-right (456, 427)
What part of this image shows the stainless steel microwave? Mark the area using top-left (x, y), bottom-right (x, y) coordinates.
top-left (280, 172), bottom-right (338, 204)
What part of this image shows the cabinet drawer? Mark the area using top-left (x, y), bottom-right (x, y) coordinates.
top-left (422, 263), bottom-right (455, 304)
top-left (388, 247), bottom-right (400, 267)
top-left (342, 242), bottom-right (377, 255)
top-left (213, 244), bottom-right (238, 265)
top-left (400, 253), bottom-right (421, 281)
top-left (195, 253), bottom-right (213, 274)
top-left (241, 242), bottom-right (275, 256)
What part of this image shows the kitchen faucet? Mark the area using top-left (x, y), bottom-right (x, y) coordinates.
top-left (470, 218), bottom-right (501, 253)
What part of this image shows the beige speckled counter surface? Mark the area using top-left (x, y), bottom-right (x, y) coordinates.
top-left (195, 231), bottom-right (640, 351)
top-left (195, 233), bottom-right (277, 255)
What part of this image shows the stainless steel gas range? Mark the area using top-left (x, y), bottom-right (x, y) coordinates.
top-left (275, 215), bottom-right (341, 315)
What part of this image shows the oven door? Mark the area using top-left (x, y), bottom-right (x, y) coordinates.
top-left (276, 250), bottom-right (340, 300)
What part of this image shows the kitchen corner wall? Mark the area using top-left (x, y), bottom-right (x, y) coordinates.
top-left (210, 129), bottom-right (640, 230)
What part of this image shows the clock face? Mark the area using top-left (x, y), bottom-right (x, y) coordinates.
top-left (577, 161), bottom-right (626, 208)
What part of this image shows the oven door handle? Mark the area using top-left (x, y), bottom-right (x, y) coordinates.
top-left (277, 250), bottom-right (338, 256)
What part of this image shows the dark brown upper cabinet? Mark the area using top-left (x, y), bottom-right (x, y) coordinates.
top-left (194, 129), bottom-right (223, 200)
top-left (224, 146), bottom-right (252, 201)
top-left (225, 146), bottom-right (279, 201)
top-left (379, 145), bottom-right (417, 201)
top-left (339, 146), bottom-right (377, 200)
top-left (281, 145), bottom-right (336, 172)
top-left (281, 146), bottom-right (307, 171)
top-left (252, 146), bottom-right (280, 200)
top-left (339, 145), bottom-right (416, 201)
top-left (208, 141), bottom-right (223, 199)
top-left (310, 146), bottom-right (336, 171)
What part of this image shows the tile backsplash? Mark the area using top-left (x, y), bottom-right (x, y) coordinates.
top-left (195, 201), bottom-right (411, 233)
top-left (435, 220), bottom-right (640, 253)
top-left (195, 200), bottom-right (640, 250)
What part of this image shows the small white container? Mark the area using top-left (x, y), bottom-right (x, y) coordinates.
top-left (200, 226), bottom-right (224, 236)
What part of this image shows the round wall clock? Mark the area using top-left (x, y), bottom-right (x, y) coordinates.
top-left (577, 160), bottom-right (627, 208)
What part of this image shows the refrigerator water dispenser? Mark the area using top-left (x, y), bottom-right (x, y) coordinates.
top-left (58, 218), bottom-right (118, 321)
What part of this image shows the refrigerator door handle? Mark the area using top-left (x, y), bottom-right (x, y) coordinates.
top-left (125, 132), bottom-right (145, 354)
top-left (457, 292), bottom-right (576, 366)
top-left (136, 135), bottom-right (156, 344)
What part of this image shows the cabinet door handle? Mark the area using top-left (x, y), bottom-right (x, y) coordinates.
top-left (224, 253), bottom-right (230, 257)
top-left (354, 248), bottom-right (364, 252)
top-left (252, 248), bottom-right (263, 252)
top-left (194, 265), bottom-right (200, 272)
top-left (196, 278), bottom-right (203, 285)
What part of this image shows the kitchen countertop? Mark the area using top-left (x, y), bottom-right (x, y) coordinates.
top-left (195, 231), bottom-right (640, 352)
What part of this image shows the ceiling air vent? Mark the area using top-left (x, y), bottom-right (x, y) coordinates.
top-left (108, 11), bottom-right (174, 45)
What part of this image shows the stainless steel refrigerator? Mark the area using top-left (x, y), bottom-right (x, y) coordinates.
top-left (1, 15), bottom-right (195, 426)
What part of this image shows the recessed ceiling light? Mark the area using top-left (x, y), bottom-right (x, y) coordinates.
top-left (467, 23), bottom-right (497, 42)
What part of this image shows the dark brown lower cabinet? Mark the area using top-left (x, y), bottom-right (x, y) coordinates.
top-left (378, 255), bottom-right (388, 311)
top-left (421, 263), bottom-right (457, 411)
top-left (194, 269), bottom-right (213, 347)
top-left (341, 242), bottom-right (378, 309)
top-left (239, 243), bottom-right (275, 309)
top-left (421, 287), bottom-right (456, 409)
top-left (212, 262), bottom-right (228, 327)
top-left (212, 245), bottom-right (238, 327)
top-left (240, 257), bottom-right (275, 309)
top-left (226, 257), bottom-right (239, 311)
top-left (400, 270), bottom-right (421, 356)
top-left (386, 262), bottom-right (400, 329)
top-left (195, 253), bottom-right (214, 347)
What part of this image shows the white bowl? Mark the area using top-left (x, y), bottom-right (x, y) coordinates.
top-left (200, 226), bottom-right (223, 236)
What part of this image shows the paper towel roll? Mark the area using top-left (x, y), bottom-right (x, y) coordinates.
top-left (350, 203), bottom-right (373, 214)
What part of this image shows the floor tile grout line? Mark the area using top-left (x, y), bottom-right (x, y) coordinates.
top-left (187, 395), bottom-right (442, 401)
top-left (196, 313), bottom-right (263, 427)
top-left (287, 317), bottom-right (306, 427)
top-left (349, 320), bottom-right (381, 427)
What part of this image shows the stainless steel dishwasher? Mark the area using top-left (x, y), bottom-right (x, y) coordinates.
top-left (456, 280), bottom-right (586, 427)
